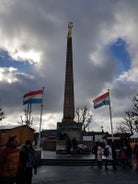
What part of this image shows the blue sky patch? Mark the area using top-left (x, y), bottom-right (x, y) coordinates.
top-left (0, 50), bottom-right (32, 73)
top-left (109, 38), bottom-right (131, 75)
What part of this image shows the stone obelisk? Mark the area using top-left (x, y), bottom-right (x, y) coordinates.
top-left (57, 22), bottom-right (82, 141)
top-left (62, 22), bottom-right (74, 122)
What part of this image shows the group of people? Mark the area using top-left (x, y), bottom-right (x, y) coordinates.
top-left (91, 141), bottom-right (117, 170)
top-left (0, 135), bottom-right (37, 184)
top-left (91, 140), bottom-right (136, 171)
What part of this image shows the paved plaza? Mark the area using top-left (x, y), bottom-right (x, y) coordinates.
top-left (33, 165), bottom-right (138, 184)
top-left (32, 151), bottom-right (138, 184)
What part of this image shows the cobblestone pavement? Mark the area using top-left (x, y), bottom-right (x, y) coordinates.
top-left (32, 165), bottom-right (138, 184)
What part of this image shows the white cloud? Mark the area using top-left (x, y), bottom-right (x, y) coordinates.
top-left (0, 67), bottom-right (18, 83)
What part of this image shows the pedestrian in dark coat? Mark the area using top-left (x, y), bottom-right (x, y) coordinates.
top-left (91, 142), bottom-right (99, 167)
top-left (16, 140), bottom-right (37, 184)
top-left (66, 137), bottom-right (72, 155)
top-left (134, 144), bottom-right (138, 170)
top-left (72, 137), bottom-right (77, 154)
top-left (97, 145), bottom-right (103, 169)
top-left (111, 143), bottom-right (117, 170)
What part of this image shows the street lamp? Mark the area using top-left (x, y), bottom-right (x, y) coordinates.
top-left (101, 126), bottom-right (104, 142)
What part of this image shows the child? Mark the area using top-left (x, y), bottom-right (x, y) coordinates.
top-left (97, 145), bottom-right (103, 169)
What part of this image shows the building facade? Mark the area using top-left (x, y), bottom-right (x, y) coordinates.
top-left (0, 125), bottom-right (35, 146)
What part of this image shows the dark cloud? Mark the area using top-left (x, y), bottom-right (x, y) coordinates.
top-left (0, 0), bottom-right (138, 132)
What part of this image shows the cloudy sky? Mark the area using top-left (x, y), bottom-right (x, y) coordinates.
top-left (0, 0), bottom-right (138, 133)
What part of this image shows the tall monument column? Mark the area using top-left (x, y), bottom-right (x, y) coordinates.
top-left (57, 22), bottom-right (82, 143)
top-left (63, 22), bottom-right (74, 122)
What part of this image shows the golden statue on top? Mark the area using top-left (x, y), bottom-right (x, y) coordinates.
top-left (67, 22), bottom-right (73, 38)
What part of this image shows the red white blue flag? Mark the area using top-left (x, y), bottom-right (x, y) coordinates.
top-left (23, 90), bottom-right (43, 105)
top-left (93, 92), bottom-right (110, 109)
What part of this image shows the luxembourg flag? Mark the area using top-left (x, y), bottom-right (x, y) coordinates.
top-left (93, 91), bottom-right (110, 109)
top-left (23, 90), bottom-right (43, 105)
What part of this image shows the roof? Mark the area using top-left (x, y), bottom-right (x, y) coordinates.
top-left (0, 125), bottom-right (35, 131)
top-left (83, 131), bottom-right (106, 136)
top-left (103, 133), bottom-right (131, 139)
top-left (0, 125), bottom-right (19, 130)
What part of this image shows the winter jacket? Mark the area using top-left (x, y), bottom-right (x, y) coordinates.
top-left (105, 145), bottom-right (113, 160)
top-left (19, 145), bottom-right (37, 170)
top-left (0, 146), bottom-right (20, 177)
top-left (97, 146), bottom-right (103, 161)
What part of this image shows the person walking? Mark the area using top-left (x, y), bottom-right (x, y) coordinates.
top-left (133, 143), bottom-right (138, 171)
top-left (97, 144), bottom-right (103, 169)
top-left (120, 145), bottom-right (127, 169)
top-left (126, 142), bottom-right (133, 168)
top-left (104, 142), bottom-right (113, 170)
top-left (0, 135), bottom-right (20, 184)
top-left (111, 142), bottom-right (117, 170)
top-left (91, 142), bottom-right (98, 167)
top-left (92, 142), bottom-right (98, 160)
top-left (16, 139), bottom-right (37, 184)
top-left (72, 137), bottom-right (77, 154)
top-left (66, 137), bottom-right (72, 156)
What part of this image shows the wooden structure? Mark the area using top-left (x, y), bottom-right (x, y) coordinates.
top-left (0, 125), bottom-right (35, 146)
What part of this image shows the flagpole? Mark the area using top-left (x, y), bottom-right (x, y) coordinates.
top-left (28, 103), bottom-right (32, 138)
top-left (108, 89), bottom-right (114, 142)
top-left (38, 87), bottom-right (45, 148)
top-left (25, 104), bottom-right (29, 141)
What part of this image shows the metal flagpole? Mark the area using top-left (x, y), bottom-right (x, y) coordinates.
top-left (108, 89), bottom-right (114, 142)
top-left (25, 104), bottom-right (29, 141)
top-left (38, 87), bottom-right (45, 148)
top-left (25, 103), bottom-right (32, 141)
top-left (28, 103), bottom-right (32, 139)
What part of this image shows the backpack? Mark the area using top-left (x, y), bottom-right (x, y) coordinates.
top-left (120, 149), bottom-right (127, 159)
top-left (104, 147), bottom-right (109, 157)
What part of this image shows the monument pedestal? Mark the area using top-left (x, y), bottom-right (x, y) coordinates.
top-left (57, 121), bottom-right (82, 141)
top-left (56, 121), bottom-right (82, 154)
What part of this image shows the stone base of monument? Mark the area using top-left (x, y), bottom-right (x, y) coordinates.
top-left (56, 121), bottom-right (83, 154)
top-left (57, 121), bottom-right (82, 140)
top-left (56, 140), bottom-right (90, 155)
top-left (56, 140), bottom-right (66, 154)
top-left (56, 121), bottom-right (91, 155)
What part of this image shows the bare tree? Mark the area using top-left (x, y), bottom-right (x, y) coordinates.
top-left (121, 111), bottom-right (134, 134)
top-left (131, 95), bottom-right (138, 132)
top-left (19, 107), bottom-right (33, 127)
top-left (121, 94), bottom-right (138, 134)
top-left (0, 108), bottom-right (4, 121)
top-left (116, 125), bottom-right (128, 133)
top-left (74, 106), bottom-right (92, 132)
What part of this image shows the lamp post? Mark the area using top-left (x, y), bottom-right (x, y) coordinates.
top-left (101, 126), bottom-right (104, 142)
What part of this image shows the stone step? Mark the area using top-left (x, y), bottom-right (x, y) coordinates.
top-left (41, 159), bottom-right (113, 166)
